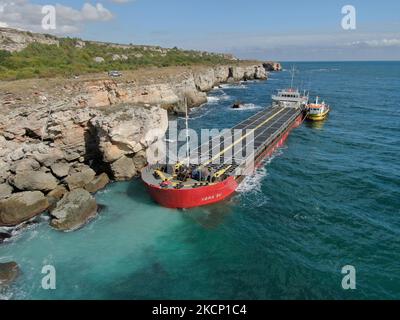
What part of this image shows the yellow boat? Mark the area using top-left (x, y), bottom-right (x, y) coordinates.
top-left (307, 97), bottom-right (330, 121)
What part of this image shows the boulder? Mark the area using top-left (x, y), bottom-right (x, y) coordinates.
top-left (263, 62), bottom-right (282, 71)
top-left (11, 158), bottom-right (41, 174)
top-left (184, 90), bottom-right (207, 109)
top-left (232, 101), bottom-right (243, 109)
top-left (0, 262), bottom-right (20, 286)
top-left (47, 185), bottom-right (68, 211)
top-left (0, 191), bottom-right (49, 226)
top-left (133, 150), bottom-right (147, 170)
top-left (0, 159), bottom-right (10, 183)
top-left (213, 66), bottom-right (230, 83)
top-left (102, 142), bottom-right (126, 163)
top-left (0, 232), bottom-right (12, 243)
top-left (64, 151), bottom-right (80, 162)
top-left (112, 54), bottom-right (121, 61)
top-left (50, 162), bottom-right (70, 178)
top-left (255, 66), bottom-right (267, 79)
top-left (93, 56), bottom-right (105, 63)
top-left (194, 68), bottom-right (216, 91)
top-left (33, 148), bottom-right (64, 167)
top-left (65, 167), bottom-right (96, 190)
top-left (84, 173), bottom-right (110, 193)
top-left (0, 183), bottom-right (13, 200)
top-left (110, 155), bottom-right (137, 181)
top-left (12, 171), bottom-right (58, 192)
top-left (50, 188), bottom-right (98, 231)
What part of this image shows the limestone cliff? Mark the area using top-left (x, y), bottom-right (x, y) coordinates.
top-left (0, 61), bottom-right (278, 232)
top-left (0, 27), bottom-right (59, 52)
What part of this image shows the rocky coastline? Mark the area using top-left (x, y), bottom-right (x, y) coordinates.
top-left (0, 62), bottom-right (281, 247)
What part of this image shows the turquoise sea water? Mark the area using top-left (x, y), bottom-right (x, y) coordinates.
top-left (1, 61), bottom-right (399, 299)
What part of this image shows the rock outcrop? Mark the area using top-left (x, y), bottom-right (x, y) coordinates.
top-left (0, 61), bottom-right (277, 233)
top-left (0, 191), bottom-right (49, 226)
top-left (50, 188), bottom-right (98, 231)
top-left (84, 173), bottom-right (110, 193)
top-left (73, 64), bottom-right (267, 113)
top-left (0, 27), bottom-right (59, 52)
top-left (0, 183), bottom-right (13, 200)
top-left (263, 61), bottom-right (282, 71)
top-left (91, 105), bottom-right (168, 180)
top-left (11, 171), bottom-right (58, 192)
top-left (0, 262), bottom-right (20, 286)
top-left (65, 166), bottom-right (96, 190)
top-left (47, 186), bottom-right (68, 212)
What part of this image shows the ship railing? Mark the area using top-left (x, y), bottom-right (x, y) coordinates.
top-left (233, 108), bottom-right (302, 169)
top-left (221, 108), bottom-right (291, 173)
top-left (254, 110), bottom-right (300, 154)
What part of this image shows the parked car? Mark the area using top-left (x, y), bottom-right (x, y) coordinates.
top-left (108, 71), bottom-right (122, 77)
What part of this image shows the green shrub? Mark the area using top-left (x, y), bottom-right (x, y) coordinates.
top-left (0, 38), bottom-right (232, 80)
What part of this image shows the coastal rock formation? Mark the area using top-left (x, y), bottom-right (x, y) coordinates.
top-left (73, 64), bottom-right (267, 113)
top-left (11, 171), bottom-right (58, 192)
top-left (50, 188), bottom-right (98, 231)
top-left (91, 105), bottom-right (168, 180)
top-left (0, 60), bottom-right (277, 232)
top-left (0, 262), bottom-right (20, 286)
top-left (263, 62), bottom-right (282, 71)
top-left (11, 158), bottom-right (40, 174)
top-left (65, 166), bottom-right (96, 190)
top-left (47, 186), bottom-right (68, 212)
top-left (0, 191), bottom-right (49, 226)
top-left (84, 173), bottom-right (110, 193)
top-left (0, 27), bottom-right (59, 52)
top-left (0, 231), bottom-right (12, 243)
top-left (50, 162), bottom-right (70, 178)
top-left (110, 156), bottom-right (137, 181)
top-left (0, 183), bottom-right (13, 200)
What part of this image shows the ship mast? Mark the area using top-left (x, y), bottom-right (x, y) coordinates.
top-left (185, 97), bottom-right (190, 163)
top-left (290, 65), bottom-right (295, 89)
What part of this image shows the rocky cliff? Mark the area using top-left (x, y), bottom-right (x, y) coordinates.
top-left (71, 64), bottom-right (267, 114)
top-left (0, 61), bottom-right (278, 235)
top-left (0, 27), bottom-right (59, 52)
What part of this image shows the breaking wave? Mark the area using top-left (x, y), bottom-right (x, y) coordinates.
top-left (236, 149), bottom-right (283, 194)
top-left (236, 166), bottom-right (267, 194)
top-left (220, 83), bottom-right (247, 89)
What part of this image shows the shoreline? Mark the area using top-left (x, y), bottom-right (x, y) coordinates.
top-left (0, 62), bottom-right (282, 247)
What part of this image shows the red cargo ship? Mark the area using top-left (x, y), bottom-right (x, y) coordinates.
top-left (142, 88), bottom-right (308, 209)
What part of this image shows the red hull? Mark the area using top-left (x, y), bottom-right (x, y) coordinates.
top-left (143, 113), bottom-right (304, 209)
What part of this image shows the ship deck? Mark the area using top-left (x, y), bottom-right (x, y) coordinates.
top-left (189, 105), bottom-right (303, 170)
top-left (142, 105), bottom-right (303, 189)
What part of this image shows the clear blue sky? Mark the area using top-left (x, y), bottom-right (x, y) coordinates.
top-left (1, 0), bottom-right (400, 60)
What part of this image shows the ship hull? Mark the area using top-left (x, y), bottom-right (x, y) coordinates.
top-left (143, 113), bottom-right (305, 209)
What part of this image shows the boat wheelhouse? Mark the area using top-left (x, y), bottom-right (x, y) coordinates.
top-left (307, 97), bottom-right (330, 121)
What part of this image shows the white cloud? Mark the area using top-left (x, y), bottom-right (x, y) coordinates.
top-left (349, 39), bottom-right (400, 47)
top-left (81, 3), bottom-right (113, 21)
top-left (0, 0), bottom-right (114, 34)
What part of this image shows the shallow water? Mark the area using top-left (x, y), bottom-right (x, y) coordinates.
top-left (1, 61), bottom-right (399, 299)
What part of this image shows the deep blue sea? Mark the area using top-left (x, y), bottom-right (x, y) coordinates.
top-left (1, 61), bottom-right (399, 300)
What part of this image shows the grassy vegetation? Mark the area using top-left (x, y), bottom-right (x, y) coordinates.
top-left (0, 38), bottom-right (233, 80)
